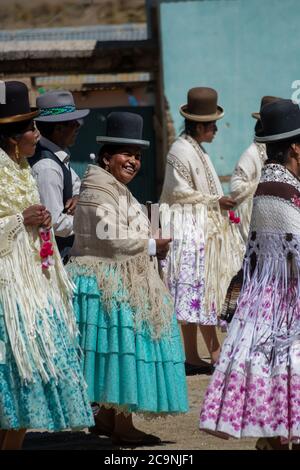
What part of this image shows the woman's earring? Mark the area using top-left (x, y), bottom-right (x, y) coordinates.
top-left (105, 164), bottom-right (110, 172)
top-left (15, 144), bottom-right (20, 162)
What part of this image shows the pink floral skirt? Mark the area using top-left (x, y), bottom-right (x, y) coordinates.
top-left (200, 282), bottom-right (300, 440)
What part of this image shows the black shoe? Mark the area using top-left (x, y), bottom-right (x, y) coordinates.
top-left (184, 362), bottom-right (213, 376)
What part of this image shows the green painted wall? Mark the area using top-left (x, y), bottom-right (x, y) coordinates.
top-left (160, 0), bottom-right (300, 178)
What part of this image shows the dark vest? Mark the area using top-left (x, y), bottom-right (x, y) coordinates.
top-left (30, 141), bottom-right (75, 256)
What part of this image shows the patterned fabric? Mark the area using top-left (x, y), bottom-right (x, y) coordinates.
top-left (39, 105), bottom-right (76, 116)
top-left (0, 148), bottom-right (77, 382)
top-left (0, 147), bottom-right (94, 430)
top-left (162, 235), bottom-right (217, 325)
top-left (71, 273), bottom-right (189, 416)
top-left (160, 136), bottom-right (244, 324)
top-left (0, 302), bottom-right (94, 430)
top-left (200, 164), bottom-right (300, 441)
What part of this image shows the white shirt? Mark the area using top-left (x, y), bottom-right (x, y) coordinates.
top-left (31, 136), bottom-right (81, 238)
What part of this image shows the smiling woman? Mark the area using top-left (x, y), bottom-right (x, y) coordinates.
top-left (0, 81), bottom-right (94, 450)
top-left (67, 111), bottom-right (188, 446)
top-left (98, 144), bottom-right (142, 185)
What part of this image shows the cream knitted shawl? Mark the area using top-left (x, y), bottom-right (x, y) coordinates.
top-left (0, 148), bottom-right (76, 383)
top-left (68, 165), bottom-right (173, 339)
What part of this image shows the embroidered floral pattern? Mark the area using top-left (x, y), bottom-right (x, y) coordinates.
top-left (261, 163), bottom-right (300, 193)
top-left (184, 134), bottom-right (219, 195)
top-left (200, 369), bottom-right (300, 439)
top-left (163, 238), bottom-right (217, 325)
top-left (167, 154), bottom-right (193, 187)
top-left (200, 164), bottom-right (300, 439)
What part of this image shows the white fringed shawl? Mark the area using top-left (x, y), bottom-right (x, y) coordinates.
top-left (160, 134), bottom-right (245, 318)
top-left (0, 148), bottom-right (76, 383)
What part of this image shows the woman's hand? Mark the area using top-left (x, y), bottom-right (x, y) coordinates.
top-left (219, 196), bottom-right (236, 210)
top-left (41, 210), bottom-right (52, 230)
top-left (64, 195), bottom-right (79, 215)
top-left (156, 238), bottom-right (172, 260)
top-left (22, 204), bottom-right (47, 227)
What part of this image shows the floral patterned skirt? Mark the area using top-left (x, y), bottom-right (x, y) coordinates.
top-left (200, 282), bottom-right (300, 440)
top-left (163, 238), bottom-right (217, 325)
top-left (0, 302), bottom-right (94, 431)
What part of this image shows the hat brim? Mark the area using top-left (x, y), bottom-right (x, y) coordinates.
top-left (96, 136), bottom-right (150, 149)
top-left (179, 104), bottom-right (224, 121)
top-left (35, 109), bottom-right (90, 122)
top-left (255, 127), bottom-right (300, 143)
top-left (252, 112), bottom-right (260, 119)
top-left (0, 108), bottom-right (39, 124)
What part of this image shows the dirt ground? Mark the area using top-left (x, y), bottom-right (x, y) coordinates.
top-left (23, 331), bottom-right (257, 451)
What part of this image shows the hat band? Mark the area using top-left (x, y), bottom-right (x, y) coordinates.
top-left (39, 105), bottom-right (76, 117)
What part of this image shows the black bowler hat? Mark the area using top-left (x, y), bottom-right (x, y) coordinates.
top-left (255, 99), bottom-right (300, 143)
top-left (96, 112), bottom-right (150, 148)
top-left (0, 81), bottom-right (39, 124)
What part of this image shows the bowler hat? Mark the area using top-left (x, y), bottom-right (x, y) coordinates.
top-left (96, 112), bottom-right (150, 148)
top-left (179, 87), bottom-right (224, 122)
top-left (255, 99), bottom-right (300, 143)
top-left (252, 95), bottom-right (282, 119)
top-left (35, 90), bottom-right (89, 122)
top-left (0, 80), bottom-right (39, 124)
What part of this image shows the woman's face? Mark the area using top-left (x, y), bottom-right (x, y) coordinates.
top-left (104, 145), bottom-right (142, 184)
top-left (197, 121), bottom-right (218, 143)
top-left (14, 120), bottom-right (40, 158)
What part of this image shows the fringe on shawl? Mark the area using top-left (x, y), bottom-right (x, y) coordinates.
top-left (233, 232), bottom-right (300, 367)
top-left (67, 253), bottom-right (174, 340)
top-left (204, 208), bottom-right (245, 315)
top-left (0, 226), bottom-right (77, 384)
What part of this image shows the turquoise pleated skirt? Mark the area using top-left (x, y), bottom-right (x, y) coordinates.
top-left (72, 274), bottom-right (189, 415)
top-left (0, 302), bottom-right (94, 431)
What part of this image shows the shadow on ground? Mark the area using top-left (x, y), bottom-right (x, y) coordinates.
top-left (23, 431), bottom-right (175, 450)
top-left (23, 431), bottom-right (114, 450)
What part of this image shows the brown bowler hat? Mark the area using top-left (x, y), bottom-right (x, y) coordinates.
top-left (179, 87), bottom-right (224, 122)
top-left (252, 95), bottom-right (282, 120)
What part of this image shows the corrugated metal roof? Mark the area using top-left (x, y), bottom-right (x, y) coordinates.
top-left (0, 23), bottom-right (147, 42)
top-left (35, 73), bottom-right (152, 90)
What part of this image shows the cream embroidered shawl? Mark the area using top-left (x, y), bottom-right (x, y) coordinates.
top-left (69, 165), bottom-right (173, 339)
top-left (230, 142), bottom-right (267, 242)
top-left (0, 148), bottom-right (76, 383)
top-left (160, 134), bottom-right (245, 318)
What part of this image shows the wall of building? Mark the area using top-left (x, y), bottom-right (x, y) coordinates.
top-left (160, 0), bottom-right (300, 182)
top-left (73, 87), bottom-right (155, 108)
